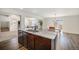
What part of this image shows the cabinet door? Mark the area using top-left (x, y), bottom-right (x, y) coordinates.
top-left (35, 36), bottom-right (51, 50)
top-left (23, 32), bottom-right (27, 48)
top-left (34, 36), bottom-right (39, 50)
top-left (18, 31), bottom-right (24, 46)
top-left (27, 33), bottom-right (35, 50)
top-left (18, 35), bottom-right (23, 45)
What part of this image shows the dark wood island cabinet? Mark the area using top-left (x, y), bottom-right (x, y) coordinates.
top-left (34, 35), bottom-right (51, 50)
top-left (18, 30), bottom-right (56, 50)
top-left (26, 32), bottom-right (51, 50)
top-left (26, 33), bottom-right (35, 50)
top-left (18, 30), bottom-right (27, 48)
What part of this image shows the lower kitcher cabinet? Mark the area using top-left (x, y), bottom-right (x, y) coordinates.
top-left (35, 36), bottom-right (51, 50)
top-left (18, 31), bottom-right (28, 48)
top-left (26, 33), bottom-right (51, 50)
top-left (23, 34), bottom-right (28, 48)
top-left (18, 31), bottom-right (24, 46)
top-left (27, 33), bottom-right (35, 50)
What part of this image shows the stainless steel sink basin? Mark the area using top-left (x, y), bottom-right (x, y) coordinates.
top-left (27, 30), bottom-right (39, 32)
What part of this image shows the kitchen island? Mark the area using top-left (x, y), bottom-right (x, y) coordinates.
top-left (18, 29), bottom-right (57, 50)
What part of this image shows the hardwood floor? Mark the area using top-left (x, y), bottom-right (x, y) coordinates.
top-left (0, 37), bottom-right (18, 50)
top-left (56, 31), bottom-right (79, 50)
top-left (18, 44), bottom-right (28, 50)
top-left (0, 38), bottom-right (27, 50)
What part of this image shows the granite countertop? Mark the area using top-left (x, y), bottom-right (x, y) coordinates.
top-left (22, 29), bottom-right (57, 40)
top-left (0, 31), bottom-right (18, 42)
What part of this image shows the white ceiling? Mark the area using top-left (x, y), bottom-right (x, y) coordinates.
top-left (0, 8), bottom-right (79, 18)
top-left (23, 8), bottom-right (79, 17)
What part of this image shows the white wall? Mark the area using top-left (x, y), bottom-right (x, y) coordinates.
top-left (43, 16), bottom-right (79, 34)
top-left (61, 15), bottom-right (79, 34)
top-left (0, 15), bottom-right (9, 28)
top-left (42, 18), bottom-right (56, 29)
top-left (0, 15), bottom-right (9, 22)
top-left (1, 22), bottom-right (9, 27)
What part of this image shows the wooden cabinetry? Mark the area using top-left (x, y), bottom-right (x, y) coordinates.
top-left (27, 33), bottom-right (35, 50)
top-left (27, 33), bottom-right (51, 50)
top-left (23, 32), bottom-right (28, 48)
top-left (18, 30), bottom-right (24, 46)
top-left (18, 31), bottom-right (54, 50)
top-left (35, 36), bottom-right (51, 50)
top-left (18, 30), bottom-right (27, 47)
